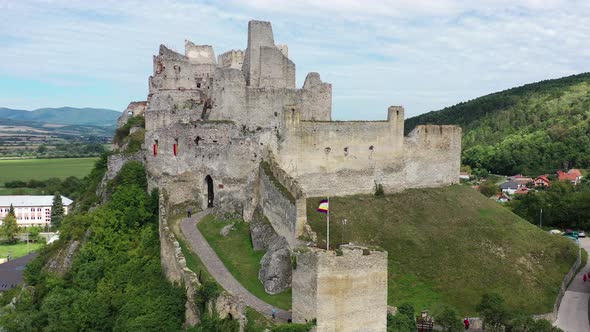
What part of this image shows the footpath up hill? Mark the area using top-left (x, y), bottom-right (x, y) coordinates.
top-left (405, 73), bottom-right (590, 175)
top-left (307, 185), bottom-right (577, 315)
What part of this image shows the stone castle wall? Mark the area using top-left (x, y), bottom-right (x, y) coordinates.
top-left (158, 192), bottom-right (200, 326)
top-left (293, 246), bottom-right (388, 332)
top-left (258, 163), bottom-right (301, 248)
top-left (274, 106), bottom-right (460, 197)
top-left (218, 50), bottom-right (244, 69)
top-left (145, 120), bottom-right (264, 212)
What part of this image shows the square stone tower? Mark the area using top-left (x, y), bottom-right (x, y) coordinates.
top-left (292, 245), bottom-right (388, 332)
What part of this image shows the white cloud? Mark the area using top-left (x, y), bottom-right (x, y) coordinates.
top-left (0, 0), bottom-right (588, 117)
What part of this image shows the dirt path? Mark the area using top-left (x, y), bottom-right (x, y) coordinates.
top-left (180, 210), bottom-right (291, 321)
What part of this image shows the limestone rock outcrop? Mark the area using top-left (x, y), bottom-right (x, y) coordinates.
top-left (251, 209), bottom-right (292, 294)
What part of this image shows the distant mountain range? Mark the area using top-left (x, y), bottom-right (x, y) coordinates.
top-left (0, 107), bottom-right (121, 127)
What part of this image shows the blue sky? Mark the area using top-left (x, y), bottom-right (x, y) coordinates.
top-left (0, 0), bottom-right (588, 120)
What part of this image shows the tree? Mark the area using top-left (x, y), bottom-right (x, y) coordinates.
top-left (509, 314), bottom-right (563, 332)
top-left (476, 293), bottom-right (511, 332)
top-left (434, 306), bottom-right (463, 332)
top-left (8, 203), bottom-right (15, 217)
top-left (1, 213), bottom-right (19, 244)
top-left (51, 192), bottom-right (65, 229)
top-left (397, 303), bottom-right (416, 331)
top-left (387, 312), bottom-right (413, 332)
top-left (386, 304), bottom-right (416, 332)
top-left (479, 181), bottom-right (499, 197)
top-left (36, 144), bottom-right (47, 154)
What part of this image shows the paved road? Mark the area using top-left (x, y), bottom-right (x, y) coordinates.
top-left (180, 210), bottom-right (292, 321)
top-left (555, 238), bottom-right (590, 332)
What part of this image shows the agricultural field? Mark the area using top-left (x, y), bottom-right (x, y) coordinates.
top-left (0, 157), bottom-right (98, 186)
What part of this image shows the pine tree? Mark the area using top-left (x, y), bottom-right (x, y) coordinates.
top-left (51, 192), bottom-right (64, 229)
top-left (1, 213), bottom-right (18, 244)
top-left (8, 203), bottom-right (15, 217)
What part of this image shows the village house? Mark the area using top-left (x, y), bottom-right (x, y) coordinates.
top-left (534, 175), bottom-right (551, 187)
top-left (556, 169), bottom-right (583, 185)
top-left (508, 174), bottom-right (533, 188)
top-left (0, 196), bottom-right (72, 227)
top-left (500, 181), bottom-right (519, 195)
top-left (491, 193), bottom-right (512, 203)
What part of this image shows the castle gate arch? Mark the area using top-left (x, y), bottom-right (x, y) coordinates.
top-left (205, 175), bottom-right (214, 208)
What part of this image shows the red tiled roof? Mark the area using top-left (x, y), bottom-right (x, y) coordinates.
top-left (535, 175), bottom-right (550, 183)
top-left (557, 169), bottom-right (582, 181)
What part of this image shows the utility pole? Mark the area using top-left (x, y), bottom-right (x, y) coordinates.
top-left (540, 208), bottom-right (543, 228)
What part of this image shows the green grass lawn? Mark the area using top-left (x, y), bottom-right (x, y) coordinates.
top-left (0, 157), bottom-right (97, 185)
top-left (198, 215), bottom-right (292, 310)
top-left (307, 185), bottom-right (577, 315)
top-left (0, 242), bottom-right (44, 260)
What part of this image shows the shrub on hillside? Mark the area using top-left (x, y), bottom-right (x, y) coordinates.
top-left (433, 305), bottom-right (462, 332)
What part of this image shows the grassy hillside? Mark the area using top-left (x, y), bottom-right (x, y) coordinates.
top-left (0, 107), bottom-right (120, 126)
top-left (405, 73), bottom-right (590, 175)
top-left (307, 185), bottom-right (577, 315)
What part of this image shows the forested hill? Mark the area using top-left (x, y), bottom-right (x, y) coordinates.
top-left (405, 73), bottom-right (590, 175)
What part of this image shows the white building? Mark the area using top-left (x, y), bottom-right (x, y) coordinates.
top-left (0, 196), bottom-right (73, 227)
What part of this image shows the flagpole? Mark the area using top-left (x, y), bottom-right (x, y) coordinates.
top-left (327, 197), bottom-right (330, 251)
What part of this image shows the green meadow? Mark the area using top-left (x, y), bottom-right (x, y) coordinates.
top-left (0, 158), bottom-right (97, 186)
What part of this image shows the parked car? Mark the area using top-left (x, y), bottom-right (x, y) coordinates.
top-left (564, 229), bottom-right (579, 239)
top-left (578, 231), bottom-right (586, 238)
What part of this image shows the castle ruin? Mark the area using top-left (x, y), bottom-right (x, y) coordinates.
top-left (142, 20), bottom-right (461, 331)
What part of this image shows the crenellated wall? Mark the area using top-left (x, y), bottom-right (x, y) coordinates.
top-left (218, 50), bottom-right (244, 69)
top-left (272, 106), bottom-right (460, 197)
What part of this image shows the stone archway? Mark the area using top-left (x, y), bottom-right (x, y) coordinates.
top-left (205, 175), bottom-right (214, 208)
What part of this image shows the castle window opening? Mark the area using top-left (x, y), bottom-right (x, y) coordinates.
top-left (127, 111), bottom-right (133, 116)
top-left (197, 83), bottom-right (201, 88)
top-left (274, 112), bottom-right (278, 117)
top-left (324, 147), bottom-right (331, 154)
top-left (195, 136), bottom-right (202, 146)
top-left (369, 145), bottom-right (374, 151)
top-left (344, 147), bottom-right (349, 156)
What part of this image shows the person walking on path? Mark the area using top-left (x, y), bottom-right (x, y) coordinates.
top-left (271, 308), bottom-right (276, 320)
top-left (187, 207), bottom-right (192, 218)
top-left (583, 274), bottom-right (587, 282)
top-left (463, 318), bottom-right (470, 330)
